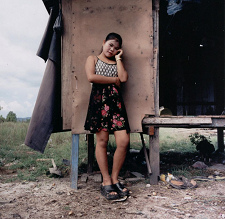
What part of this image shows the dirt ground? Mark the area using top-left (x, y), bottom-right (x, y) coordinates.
top-left (1, 170), bottom-right (225, 219)
top-left (1, 128), bottom-right (225, 219)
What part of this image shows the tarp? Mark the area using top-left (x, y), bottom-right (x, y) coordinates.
top-left (24, 1), bottom-right (64, 153)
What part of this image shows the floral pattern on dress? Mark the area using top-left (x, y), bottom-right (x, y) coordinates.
top-left (84, 83), bottom-right (130, 134)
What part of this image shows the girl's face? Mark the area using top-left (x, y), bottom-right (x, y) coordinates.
top-left (102, 39), bottom-right (120, 58)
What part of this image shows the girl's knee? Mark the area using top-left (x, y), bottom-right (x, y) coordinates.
top-left (97, 137), bottom-right (109, 148)
top-left (118, 138), bottom-right (130, 151)
top-left (98, 138), bottom-right (108, 148)
top-left (96, 131), bottom-right (109, 148)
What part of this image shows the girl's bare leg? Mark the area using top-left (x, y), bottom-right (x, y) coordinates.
top-left (95, 130), bottom-right (112, 186)
top-left (111, 130), bottom-right (130, 184)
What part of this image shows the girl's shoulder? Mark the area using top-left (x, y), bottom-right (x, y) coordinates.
top-left (87, 55), bottom-right (98, 65)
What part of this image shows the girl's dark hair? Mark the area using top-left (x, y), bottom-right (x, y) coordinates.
top-left (105, 32), bottom-right (122, 48)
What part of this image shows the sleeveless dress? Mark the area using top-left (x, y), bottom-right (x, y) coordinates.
top-left (84, 57), bottom-right (130, 134)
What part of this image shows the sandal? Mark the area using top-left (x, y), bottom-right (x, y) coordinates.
top-left (113, 182), bottom-right (129, 197)
top-left (168, 176), bottom-right (197, 189)
top-left (100, 184), bottom-right (120, 200)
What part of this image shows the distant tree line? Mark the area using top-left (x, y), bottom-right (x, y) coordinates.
top-left (0, 106), bottom-right (17, 122)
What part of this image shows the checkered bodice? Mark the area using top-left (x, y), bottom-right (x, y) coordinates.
top-left (95, 58), bottom-right (118, 77)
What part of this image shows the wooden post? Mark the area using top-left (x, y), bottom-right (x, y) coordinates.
top-left (87, 134), bottom-right (94, 173)
top-left (71, 134), bottom-right (79, 189)
top-left (149, 128), bottom-right (160, 184)
top-left (149, 0), bottom-right (160, 185)
top-left (153, 0), bottom-right (160, 117)
top-left (217, 128), bottom-right (224, 152)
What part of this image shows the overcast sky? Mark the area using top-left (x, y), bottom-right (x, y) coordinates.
top-left (0, 1), bottom-right (49, 118)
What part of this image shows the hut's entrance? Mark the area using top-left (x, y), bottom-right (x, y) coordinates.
top-left (159, 0), bottom-right (224, 116)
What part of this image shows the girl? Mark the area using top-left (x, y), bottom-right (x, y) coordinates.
top-left (84, 33), bottom-right (130, 200)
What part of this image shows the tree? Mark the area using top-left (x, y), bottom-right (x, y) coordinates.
top-left (6, 111), bottom-right (17, 122)
top-left (0, 106), bottom-right (5, 122)
top-left (0, 115), bottom-right (5, 123)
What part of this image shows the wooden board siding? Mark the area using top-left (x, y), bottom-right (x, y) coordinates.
top-left (62, 0), bottom-right (155, 133)
top-left (62, 0), bottom-right (73, 130)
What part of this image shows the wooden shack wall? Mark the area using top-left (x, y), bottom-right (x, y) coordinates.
top-left (62, 0), bottom-right (73, 130)
top-left (62, 0), bottom-right (155, 134)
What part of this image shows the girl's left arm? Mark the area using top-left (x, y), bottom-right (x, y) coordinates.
top-left (115, 49), bottom-right (128, 82)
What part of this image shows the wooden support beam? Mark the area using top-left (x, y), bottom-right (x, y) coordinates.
top-left (87, 134), bottom-right (94, 173)
top-left (149, 128), bottom-right (160, 185)
top-left (217, 128), bottom-right (224, 152)
top-left (71, 134), bottom-right (79, 189)
top-left (148, 0), bottom-right (160, 185)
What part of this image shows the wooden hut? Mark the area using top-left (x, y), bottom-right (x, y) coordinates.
top-left (26, 0), bottom-right (225, 188)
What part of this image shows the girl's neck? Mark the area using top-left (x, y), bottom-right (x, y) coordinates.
top-left (98, 53), bottom-right (116, 64)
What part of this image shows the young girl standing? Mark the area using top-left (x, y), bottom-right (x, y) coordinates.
top-left (84, 33), bottom-right (130, 200)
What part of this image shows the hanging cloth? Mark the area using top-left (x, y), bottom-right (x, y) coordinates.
top-left (25, 1), bottom-right (65, 153)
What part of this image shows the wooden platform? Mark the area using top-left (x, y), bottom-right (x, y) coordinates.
top-left (142, 115), bottom-right (225, 185)
top-left (142, 115), bottom-right (225, 128)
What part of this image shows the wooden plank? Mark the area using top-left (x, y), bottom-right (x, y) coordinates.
top-left (61, 0), bottom-right (73, 130)
top-left (71, 134), bottom-right (79, 190)
top-left (143, 117), bottom-right (212, 125)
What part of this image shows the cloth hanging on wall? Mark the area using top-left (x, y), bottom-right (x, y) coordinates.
top-left (24, 1), bottom-right (64, 153)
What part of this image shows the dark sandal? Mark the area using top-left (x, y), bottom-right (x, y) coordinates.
top-left (113, 182), bottom-right (129, 197)
top-left (100, 184), bottom-right (120, 200)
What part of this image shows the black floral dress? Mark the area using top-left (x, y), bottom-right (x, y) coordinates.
top-left (84, 58), bottom-right (130, 134)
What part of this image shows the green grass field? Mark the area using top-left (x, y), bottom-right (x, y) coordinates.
top-left (0, 122), bottom-right (218, 182)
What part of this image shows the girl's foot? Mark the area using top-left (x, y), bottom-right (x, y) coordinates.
top-left (100, 184), bottom-right (120, 200)
top-left (113, 182), bottom-right (129, 197)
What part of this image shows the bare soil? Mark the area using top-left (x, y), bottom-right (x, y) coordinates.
top-left (1, 128), bottom-right (225, 219)
top-left (1, 171), bottom-right (225, 219)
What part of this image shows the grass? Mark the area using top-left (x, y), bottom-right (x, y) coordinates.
top-left (0, 122), bottom-right (218, 182)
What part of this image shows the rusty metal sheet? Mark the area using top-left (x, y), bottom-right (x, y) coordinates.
top-left (62, 0), bottom-right (155, 134)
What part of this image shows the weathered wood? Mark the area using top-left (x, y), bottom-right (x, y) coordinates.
top-left (143, 116), bottom-right (225, 129)
top-left (71, 134), bottom-right (79, 190)
top-left (70, 0), bottom-right (154, 134)
top-left (143, 116), bottom-right (212, 125)
top-left (149, 128), bottom-right (159, 185)
top-left (61, 0), bottom-right (73, 130)
top-left (148, 1), bottom-right (160, 184)
top-left (87, 134), bottom-right (94, 173)
top-left (153, 0), bottom-right (160, 117)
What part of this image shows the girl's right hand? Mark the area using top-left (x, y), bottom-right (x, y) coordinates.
top-left (115, 49), bottom-right (123, 60)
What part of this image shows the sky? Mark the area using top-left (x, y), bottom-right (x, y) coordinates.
top-left (0, 1), bottom-right (49, 118)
